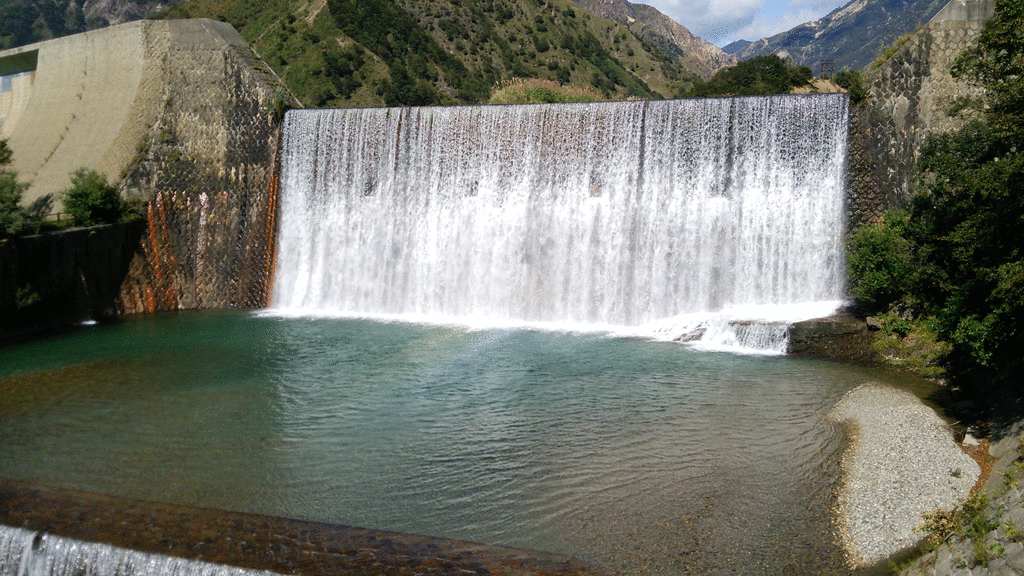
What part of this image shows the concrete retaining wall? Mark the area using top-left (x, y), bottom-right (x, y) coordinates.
top-left (0, 20), bottom-right (287, 324)
top-left (0, 223), bottom-right (145, 337)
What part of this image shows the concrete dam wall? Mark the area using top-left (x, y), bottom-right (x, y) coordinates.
top-left (0, 19), bottom-right (285, 331)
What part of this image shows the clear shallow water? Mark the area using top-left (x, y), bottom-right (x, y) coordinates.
top-left (0, 311), bottom-right (929, 574)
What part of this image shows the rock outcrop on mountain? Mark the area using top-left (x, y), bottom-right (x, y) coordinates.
top-left (571, 0), bottom-right (735, 76)
top-left (726, 0), bottom-right (948, 74)
top-left (0, 0), bottom-right (179, 49)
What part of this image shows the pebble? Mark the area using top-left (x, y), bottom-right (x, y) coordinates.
top-left (829, 383), bottom-right (980, 568)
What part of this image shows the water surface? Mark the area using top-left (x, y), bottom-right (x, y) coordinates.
top-left (0, 311), bottom-right (930, 574)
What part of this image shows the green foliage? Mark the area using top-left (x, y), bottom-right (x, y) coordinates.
top-left (921, 492), bottom-right (995, 544)
top-left (0, 169), bottom-right (28, 237)
top-left (164, 0), bottom-right (687, 107)
top-left (871, 313), bottom-right (952, 377)
top-left (846, 211), bottom-right (915, 310)
top-left (61, 168), bottom-right (124, 227)
top-left (14, 284), bottom-right (40, 310)
top-left (0, 0), bottom-right (88, 49)
top-left (847, 0), bottom-right (1024, 389)
top-left (0, 139), bottom-right (12, 167)
top-left (870, 30), bottom-right (916, 71)
top-left (833, 69), bottom-right (866, 104)
top-left (683, 55), bottom-right (813, 98)
top-left (951, 0), bottom-right (1024, 135)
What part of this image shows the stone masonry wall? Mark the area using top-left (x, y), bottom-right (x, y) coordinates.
top-left (849, 0), bottom-right (994, 227)
top-left (0, 19), bottom-right (290, 335)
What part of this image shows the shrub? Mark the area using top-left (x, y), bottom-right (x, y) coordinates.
top-left (833, 70), bottom-right (867, 104)
top-left (62, 168), bottom-right (124, 227)
top-left (0, 139), bottom-right (12, 166)
top-left (870, 31), bottom-right (916, 71)
top-left (871, 314), bottom-right (952, 377)
top-left (0, 169), bottom-right (28, 237)
top-left (684, 54), bottom-right (813, 98)
top-left (487, 77), bottom-right (604, 104)
top-left (846, 211), bottom-right (915, 311)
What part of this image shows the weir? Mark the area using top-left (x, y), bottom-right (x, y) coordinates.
top-left (0, 525), bottom-right (279, 576)
top-left (272, 94), bottom-right (849, 351)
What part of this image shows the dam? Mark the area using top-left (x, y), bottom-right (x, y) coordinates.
top-left (273, 95), bottom-right (848, 350)
top-left (0, 15), bottom-right (921, 576)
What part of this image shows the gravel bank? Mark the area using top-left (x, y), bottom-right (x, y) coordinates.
top-left (829, 383), bottom-right (980, 567)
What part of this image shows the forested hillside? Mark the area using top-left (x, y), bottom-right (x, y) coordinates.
top-left (159, 0), bottom-right (700, 107)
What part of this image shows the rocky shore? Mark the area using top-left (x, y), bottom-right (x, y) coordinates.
top-left (900, 423), bottom-right (1024, 576)
top-left (829, 384), bottom-right (980, 568)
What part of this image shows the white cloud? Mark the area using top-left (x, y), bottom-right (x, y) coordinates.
top-left (643, 0), bottom-right (765, 45)
top-left (641, 0), bottom-right (848, 46)
top-left (728, 8), bottom-right (822, 43)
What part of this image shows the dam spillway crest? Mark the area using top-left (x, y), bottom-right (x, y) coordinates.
top-left (272, 94), bottom-right (850, 351)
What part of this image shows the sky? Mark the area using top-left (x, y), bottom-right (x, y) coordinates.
top-left (643, 0), bottom-right (851, 47)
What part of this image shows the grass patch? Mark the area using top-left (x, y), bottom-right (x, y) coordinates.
top-left (488, 77), bottom-right (606, 104)
top-left (870, 29), bottom-right (919, 71)
top-left (870, 312), bottom-right (952, 377)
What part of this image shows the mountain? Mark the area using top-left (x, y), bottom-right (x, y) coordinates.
top-left (570, 0), bottom-right (735, 77)
top-left (731, 0), bottom-right (949, 74)
top-left (161, 0), bottom-right (702, 107)
top-left (722, 39), bottom-right (752, 55)
top-left (0, 0), bottom-right (179, 50)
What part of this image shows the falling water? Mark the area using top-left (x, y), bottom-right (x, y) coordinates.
top-left (272, 95), bottom-right (849, 352)
top-left (0, 525), bottom-right (280, 576)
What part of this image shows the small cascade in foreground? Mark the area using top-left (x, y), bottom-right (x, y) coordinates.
top-left (0, 525), bottom-right (279, 576)
top-left (272, 95), bottom-right (849, 352)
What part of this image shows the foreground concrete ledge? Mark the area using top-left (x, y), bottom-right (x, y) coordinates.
top-left (0, 478), bottom-right (607, 576)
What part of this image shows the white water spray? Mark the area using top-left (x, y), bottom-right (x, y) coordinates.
top-left (271, 95), bottom-right (849, 352)
top-left (0, 525), bottom-right (280, 576)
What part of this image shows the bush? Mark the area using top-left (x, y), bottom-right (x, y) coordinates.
top-left (846, 211), bottom-right (915, 311)
top-left (61, 168), bottom-right (124, 227)
top-left (488, 77), bottom-right (604, 104)
top-left (833, 70), bottom-right (867, 104)
top-left (0, 169), bottom-right (28, 237)
top-left (871, 314), bottom-right (952, 377)
top-left (684, 54), bottom-right (813, 98)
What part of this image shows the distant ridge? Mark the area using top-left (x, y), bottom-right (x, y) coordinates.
top-left (571, 0), bottom-right (736, 76)
top-left (0, 0), bottom-right (180, 50)
top-left (730, 0), bottom-right (948, 73)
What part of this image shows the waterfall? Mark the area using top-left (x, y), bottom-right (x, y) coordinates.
top-left (271, 95), bottom-right (849, 352)
top-left (0, 525), bottom-right (280, 576)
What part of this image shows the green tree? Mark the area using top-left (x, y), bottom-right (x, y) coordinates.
top-left (0, 169), bottom-right (28, 237)
top-left (846, 210), bottom-right (915, 309)
top-left (833, 70), bottom-right (867, 104)
top-left (61, 168), bottom-right (124, 227)
top-left (848, 0), bottom-right (1024, 391)
top-left (951, 0), bottom-right (1024, 136)
top-left (685, 55), bottom-right (813, 98)
top-left (0, 139), bottom-right (28, 238)
top-left (0, 139), bottom-right (12, 166)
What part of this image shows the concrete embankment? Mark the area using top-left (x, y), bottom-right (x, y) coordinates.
top-left (0, 223), bottom-right (144, 337)
top-left (0, 478), bottom-right (606, 576)
top-left (0, 19), bottom-right (287, 323)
